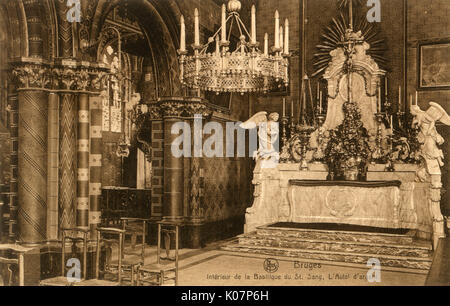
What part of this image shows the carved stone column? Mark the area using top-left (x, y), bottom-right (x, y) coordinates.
top-left (162, 116), bottom-right (185, 223)
top-left (17, 89), bottom-right (48, 244)
top-left (89, 94), bottom-right (103, 236)
top-left (12, 64), bottom-right (51, 245)
top-left (59, 93), bottom-right (77, 230)
top-left (7, 93), bottom-right (18, 241)
top-left (77, 93), bottom-right (89, 228)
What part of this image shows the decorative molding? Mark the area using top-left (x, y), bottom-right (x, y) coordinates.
top-left (10, 61), bottom-right (110, 92)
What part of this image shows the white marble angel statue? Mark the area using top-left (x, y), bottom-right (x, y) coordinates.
top-left (240, 112), bottom-right (280, 164)
top-left (411, 102), bottom-right (450, 166)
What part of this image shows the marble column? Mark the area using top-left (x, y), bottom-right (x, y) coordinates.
top-left (89, 95), bottom-right (103, 236)
top-left (17, 90), bottom-right (48, 244)
top-left (77, 94), bottom-right (89, 229)
top-left (59, 93), bottom-right (77, 230)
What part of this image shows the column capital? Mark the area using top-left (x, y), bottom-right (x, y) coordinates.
top-left (10, 59), bottom-right (110, 92)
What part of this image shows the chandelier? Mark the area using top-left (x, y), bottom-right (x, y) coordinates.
top-left (178, 0), bottom-right (290, 94)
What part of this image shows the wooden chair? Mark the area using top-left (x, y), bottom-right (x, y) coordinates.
top-left (0, 244), bottom-right (33, 286)
top-left (74, 227), bottom-right (125, 286)
top-left (120, 217), bottom-right (149, 286)
top-left (137, 223), bottom-right (179, 286)
top-left (40, 228), bottom-right (89, 286)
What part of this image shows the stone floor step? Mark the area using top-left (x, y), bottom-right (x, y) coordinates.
top-left (256, 226), bottom-right (415, 245)
top-left (239, 235), bottom-right (432, 258)
top-left (221, 242), bottom-right (432, 271)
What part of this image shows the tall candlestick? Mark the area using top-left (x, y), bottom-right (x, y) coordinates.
top-left (283, 98), bottom-right (286, 117)
top-left (415, 91), bottom-right (418, 106)
top-left (378, 85), bottom-right (382, 112)
top-left (320, 90), bottom-right (323, 113)
top-left (264, 33), bottom-right (268, 56)
top-left (274, 10), bottom-right (280, 49)
top-left (180, 15), bottom-right (186, 51)
top-left (390, 115), bottom-right (393, 131)
top-left (398, 86), bottom-right (402, 111)
top-left (385, 77), bottom-right (388, 97)
top-left (279, 26), bottom-right (284, 54)
top-left (284, 19), bottom-right (289, 55)
top-left (221, 4), bottom-right (227, 43)
top-left (251, 5), bottom-right (256, 44)
top-left (291, 100), bottom-right (294, 118)
top-left (410, 94), bottom-right (413, 109)
top-left (194, 8), bottom-right (200, 46)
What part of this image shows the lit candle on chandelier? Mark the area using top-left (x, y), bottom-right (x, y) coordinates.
top-left (194, 8), bottom-right (200, 46)
top-left (279, 26), bottom-right (284, 54)
top-left (221, 4), bottom-right (227, 43)
top-left (284, 19), bottom-right (289, 55)
top-left (274, 10), bottom-right (280, 49)
top-left (251, 5), bottom-right (256, 44)
top-left (180, 15), bottom-right (186, 52)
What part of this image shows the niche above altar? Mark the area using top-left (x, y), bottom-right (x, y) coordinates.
top-left (323, 41), bottom-right (386, 136)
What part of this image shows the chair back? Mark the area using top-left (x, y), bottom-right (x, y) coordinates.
top-left (95, 227), bottom-right (125, 284)
top-left (121, 218), bottom-right (149, 265)
top-left (61, 228), bottom-right (89, 281)
top-left (0, 244), bottom-right (33, 286)
top-left (157, 223), bottom-right (179, 269)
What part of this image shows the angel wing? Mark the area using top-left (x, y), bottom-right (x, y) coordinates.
top-left (427, 102), bottom-right (450, 126)
top-left (240, 111), bottom-right (268, 129)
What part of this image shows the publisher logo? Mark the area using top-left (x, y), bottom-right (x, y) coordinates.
top-left (263, 258), bottom-right (279, 273)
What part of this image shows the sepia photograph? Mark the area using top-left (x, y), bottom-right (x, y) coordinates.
top-left (0, 0), bottom-right (449, 297)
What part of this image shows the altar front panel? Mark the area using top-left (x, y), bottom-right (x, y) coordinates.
top-left (288, 181), bottom-right (401, 229)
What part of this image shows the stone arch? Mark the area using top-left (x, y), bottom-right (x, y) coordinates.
top-left (90, 0), bottom-right (182, 98)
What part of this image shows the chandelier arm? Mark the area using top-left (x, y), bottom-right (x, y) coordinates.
top-left (227, 15), bottom-right (235, 42)
top-left (234, 14), bottom-right (244, 38)
top-left (236, 16), bottom-right (251, 40)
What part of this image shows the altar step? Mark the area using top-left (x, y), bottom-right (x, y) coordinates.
top-left (221, 224), bottom-right (433, 272)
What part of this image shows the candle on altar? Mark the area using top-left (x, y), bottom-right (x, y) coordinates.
top-left (319, 90), bottom-right (323, 114)
top-left (385, 77), bottom-right (388, 97)
top-left (291, 100), bottom-right (294, 118)
top-left (251, 5), bottom-right (256, 44)
top-left (274, 10), bottom-right (280, 49)
top-left (390, 115), bottom-right (393, 132)
top-left (410, 94), bottom-right (413, 109)
top-left (180, 15), bottom-right (186, 52)
top-left (221, 4), bottom-right (227, 42)
top-left (283, 98), bottom-right (286, 117)
top-left (398, 86), bottom-right (402, 111)
top-left (378, 85), bottom-right (382, 113)
top-left (284, 19), bottom-right (289, 55)
top-left (194, 8), bottom-right (200, 46)
top-left (415, 91), bottom-right (418, 106)
top-left (264, 33), bottom-right (269, 56)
